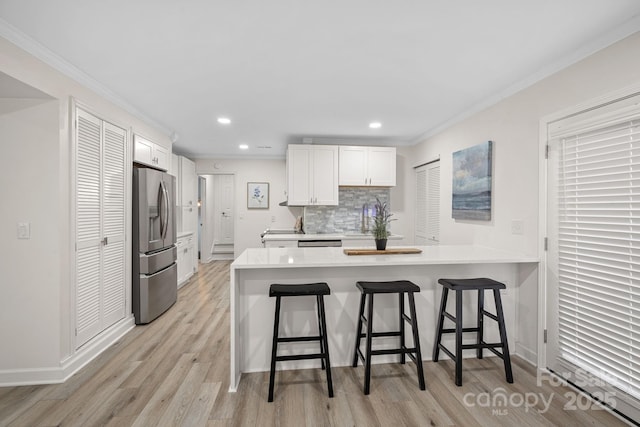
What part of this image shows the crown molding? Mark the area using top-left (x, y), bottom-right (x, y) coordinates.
top-left (410, 15), bottom-right (640, 145)
top-left (0, 18), bottom-right (172, 136)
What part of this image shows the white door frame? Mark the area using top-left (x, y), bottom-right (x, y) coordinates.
top-left (198, 176), bottom-right (206, 262)
top-left (199, 173), bottom-right (235, 262)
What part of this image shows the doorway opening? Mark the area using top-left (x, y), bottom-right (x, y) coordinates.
top-left (199, 173), bottom-right (235, 261)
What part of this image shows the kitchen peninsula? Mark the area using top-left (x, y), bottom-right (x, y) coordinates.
top-left (229, 245), bottom-right (538, 391)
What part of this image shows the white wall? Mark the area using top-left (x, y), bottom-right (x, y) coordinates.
top-left (195, 158), bottom-right (300, 257)
top-left (400, 31), bottom-right (640, 363)
top-left (0, 36), bottom-right (173, 383)
top-left (0, 99), bottom-right (61, 371)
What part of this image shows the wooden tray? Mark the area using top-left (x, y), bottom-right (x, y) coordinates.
top-left (343, 248), bottom-right (423, 256)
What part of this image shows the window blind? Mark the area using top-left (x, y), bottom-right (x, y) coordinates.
top-left (555, 115), bottom-right (640, 404)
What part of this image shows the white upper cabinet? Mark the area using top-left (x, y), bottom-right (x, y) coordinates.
top-left (133, 134), bottom-right (169, 171)
top-left (339, 146), bottom-right (396, 186)
top-left (287, 144), bottom-right (339, 206)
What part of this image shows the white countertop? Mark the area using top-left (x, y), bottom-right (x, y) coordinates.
top-left (261, 232), bottom-right (403, 241)
top-left (177, 231), bottom-right (194, 238)
top-left (232, 245), bottom-right (539, 269)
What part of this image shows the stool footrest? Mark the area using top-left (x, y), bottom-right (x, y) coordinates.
top-left (277, 335), bottom-right (321, 343)
top-left (461, 342), bottom-right (504, 350)
top-left (371, 347), bottom-right (417, 356)
top-left (444, 311), bottom-right (456, 322)
top-left (276, 353), bottom-right (326, 362)
top-left (441, 327), bottom-right (480, 334)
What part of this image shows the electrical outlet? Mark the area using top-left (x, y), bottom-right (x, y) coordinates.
top-left (271, 216), bottom-right (276, 223)
top-left (17, 222), bottom-right (30, 239)
top-left (511, 220), bottom-right (524, 235)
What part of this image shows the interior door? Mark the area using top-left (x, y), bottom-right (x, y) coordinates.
top-left (214, 174), bottom-right (235, 245)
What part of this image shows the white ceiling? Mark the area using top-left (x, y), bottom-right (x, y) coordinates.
top-left (1, 1), bottom-right (640, 158)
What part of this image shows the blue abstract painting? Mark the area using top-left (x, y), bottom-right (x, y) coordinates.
top-left (452, 141), bottom-right (492, 220)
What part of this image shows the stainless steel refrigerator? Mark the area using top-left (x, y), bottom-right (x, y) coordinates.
top-left (132, 166), bottom-right (177, 324)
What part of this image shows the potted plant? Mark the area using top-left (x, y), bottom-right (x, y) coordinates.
top-left (372, 197), bottom-right (394, 250)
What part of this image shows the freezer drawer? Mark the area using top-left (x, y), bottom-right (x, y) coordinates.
top-left (135, 263), bottom-right (177, 324)
top-left (139, 246), bottom-right (177, 275)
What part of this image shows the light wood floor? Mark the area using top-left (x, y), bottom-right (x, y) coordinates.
top-left (0, 261), bottom-right (629, 426)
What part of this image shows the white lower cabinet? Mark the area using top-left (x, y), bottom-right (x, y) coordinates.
top-left (177, 233), bottom-right (195, 287)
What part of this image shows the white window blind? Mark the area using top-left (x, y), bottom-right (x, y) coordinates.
top-left (554, 113), bottom-right (640, 405)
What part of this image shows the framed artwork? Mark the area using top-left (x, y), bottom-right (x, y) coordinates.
top-left (247, 182), bottom-right (269, 209)
top-left (452, 141), bottom-right (492, 220)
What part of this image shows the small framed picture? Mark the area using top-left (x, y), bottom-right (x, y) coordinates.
top-left (247, 182), bottom-right (269, 209)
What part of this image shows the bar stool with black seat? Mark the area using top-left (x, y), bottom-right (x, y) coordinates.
top-left (352, 280), bottom-right (426, 395)
top-left (268, 282), bottom-right (333, 402)
top-left (432, 277), bottom-right (513, 386)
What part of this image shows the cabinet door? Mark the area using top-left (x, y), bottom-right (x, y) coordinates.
top-left (180, 156), bottom-right (197, 207)
top-left (154, 144), bottom-right (170, 171)
top-left (339, 146), bottom-right (367, 186)
top-left (312, 145), bottom-right (339, 205)
top-left (133, 135), bottom-right (154, 166)
top-left (367, 147), bottom-right (396, 186)
top-left (176, 238), bottom-right (186, 285)
top-left (287, 145), bottom-right (312, 206)
top-left (171, 154), bottom-right (180, 205)
top-left (182, 205), bottom-right (197, 233)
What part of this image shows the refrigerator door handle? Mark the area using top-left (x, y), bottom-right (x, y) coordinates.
top-left (160, 180), bottom-right (170, 240)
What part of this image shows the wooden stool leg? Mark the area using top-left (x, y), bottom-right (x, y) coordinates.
top-left (493, 289), bottom-right (514, 383)
top-left (399, 292), bottom-right (406, 364)
top-left (408, 292), bottom-right (426, 390)
top-left (268, 296), bottom-right (282, 402)
top-left (432, 288), bottom-right (449, 362)
top-left (455, 290), bottom-right (463, 387)
top-left (477, 289), bottom-right (484, 359)
top-left (352, 293), bottom-right (366, 367)
top-left (318, 295), bottom-right (334, 397)
top-left (364, 293), bottom-right (375, 395)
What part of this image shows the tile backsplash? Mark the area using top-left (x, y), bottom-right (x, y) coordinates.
top-left (304, 188), bottom-right (390, 234)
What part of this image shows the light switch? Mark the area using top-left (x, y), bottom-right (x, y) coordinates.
top-left (17, 222), bottom-right (31, 239)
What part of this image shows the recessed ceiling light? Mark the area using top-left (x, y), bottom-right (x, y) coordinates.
top-left (239, 144), bottom-right (249, 150)
top-left (217, 117), bottom-right (231, 125)
top-left (369, 122), bottom-right (382, 129)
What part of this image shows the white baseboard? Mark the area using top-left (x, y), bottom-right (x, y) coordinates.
top-left (0, 316), bottom-right (135, 387)
top-left (211, 253), bottom-right (234, 261)
top-left (515, 341), bottom-right (537, 366)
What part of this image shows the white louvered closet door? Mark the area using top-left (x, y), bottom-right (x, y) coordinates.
top-left (415, 161), bottom-right (440, 245)
top-left (75, 108), bottom-right (127, 348)
top-left (101, 122), bottom-right (126, 329)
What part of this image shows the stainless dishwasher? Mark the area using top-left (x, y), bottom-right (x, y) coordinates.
top-left (298, 239), bottom-right (342, 248)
